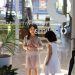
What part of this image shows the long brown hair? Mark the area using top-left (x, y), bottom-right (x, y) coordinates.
top-left (27, 24), bottom-right (37, 39)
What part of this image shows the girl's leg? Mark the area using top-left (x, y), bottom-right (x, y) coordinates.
top-left (45, 73), bottom-right (49, 75)
top-left (27, 68), bottom-right (32, 75)
top-left (51, 74), bottom-right (55, 75)
top-left (34, 67), bottom-right (39, 75)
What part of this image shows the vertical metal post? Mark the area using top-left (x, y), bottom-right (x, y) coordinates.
top-left (22, 0), bottom-right (25, 20)
top-left (10, 0), bottom-right (13, 13)
top-left (63, 0), bottom-right (67, 15)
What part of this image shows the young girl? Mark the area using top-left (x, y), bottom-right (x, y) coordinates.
top-left (44, 31), bottom-right (61, 75)
top-left (23, 24), bottom-right (43, 75)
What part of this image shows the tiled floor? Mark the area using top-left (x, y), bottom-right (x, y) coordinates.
top-left (12, 36), bottom-right (71, 75)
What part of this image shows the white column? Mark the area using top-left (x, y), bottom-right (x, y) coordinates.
top-left (71, 0), bottom-right (75, 74)
top-left (15, 0), bottom-right (19, 52)
top-left (71, 0), bottom-right (75, 52)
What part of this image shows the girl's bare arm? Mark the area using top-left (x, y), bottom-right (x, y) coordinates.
top-left (45, 44), bottom-right (52, 65)
top-left (23, 36), bottom-right (28, 50)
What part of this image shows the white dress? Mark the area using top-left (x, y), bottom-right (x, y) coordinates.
top-left (45, 42), bottom-right (61, 74)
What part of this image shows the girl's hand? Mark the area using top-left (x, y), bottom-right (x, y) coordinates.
top-left (45, 61), bottom-right (49, 65)
top-left (31, 43), bottom-right (39, 48)
top-left (27, 45), bottom-right (33, 50)
top-left (33, 44), bottom-right (39, 48)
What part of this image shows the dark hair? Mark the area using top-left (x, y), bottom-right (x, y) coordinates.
top-left (27, 24), bottom-right (37, 39)
top-left (45, 31), bottom-right (57, 42)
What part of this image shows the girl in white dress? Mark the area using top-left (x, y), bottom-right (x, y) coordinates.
top-left (44, 31), bottom-right (61, 75)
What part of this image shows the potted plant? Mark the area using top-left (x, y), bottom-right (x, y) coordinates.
top-left (0, 65), bottom-right (18, 75)
top-left (0, 30), bottom-right (19, 67)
